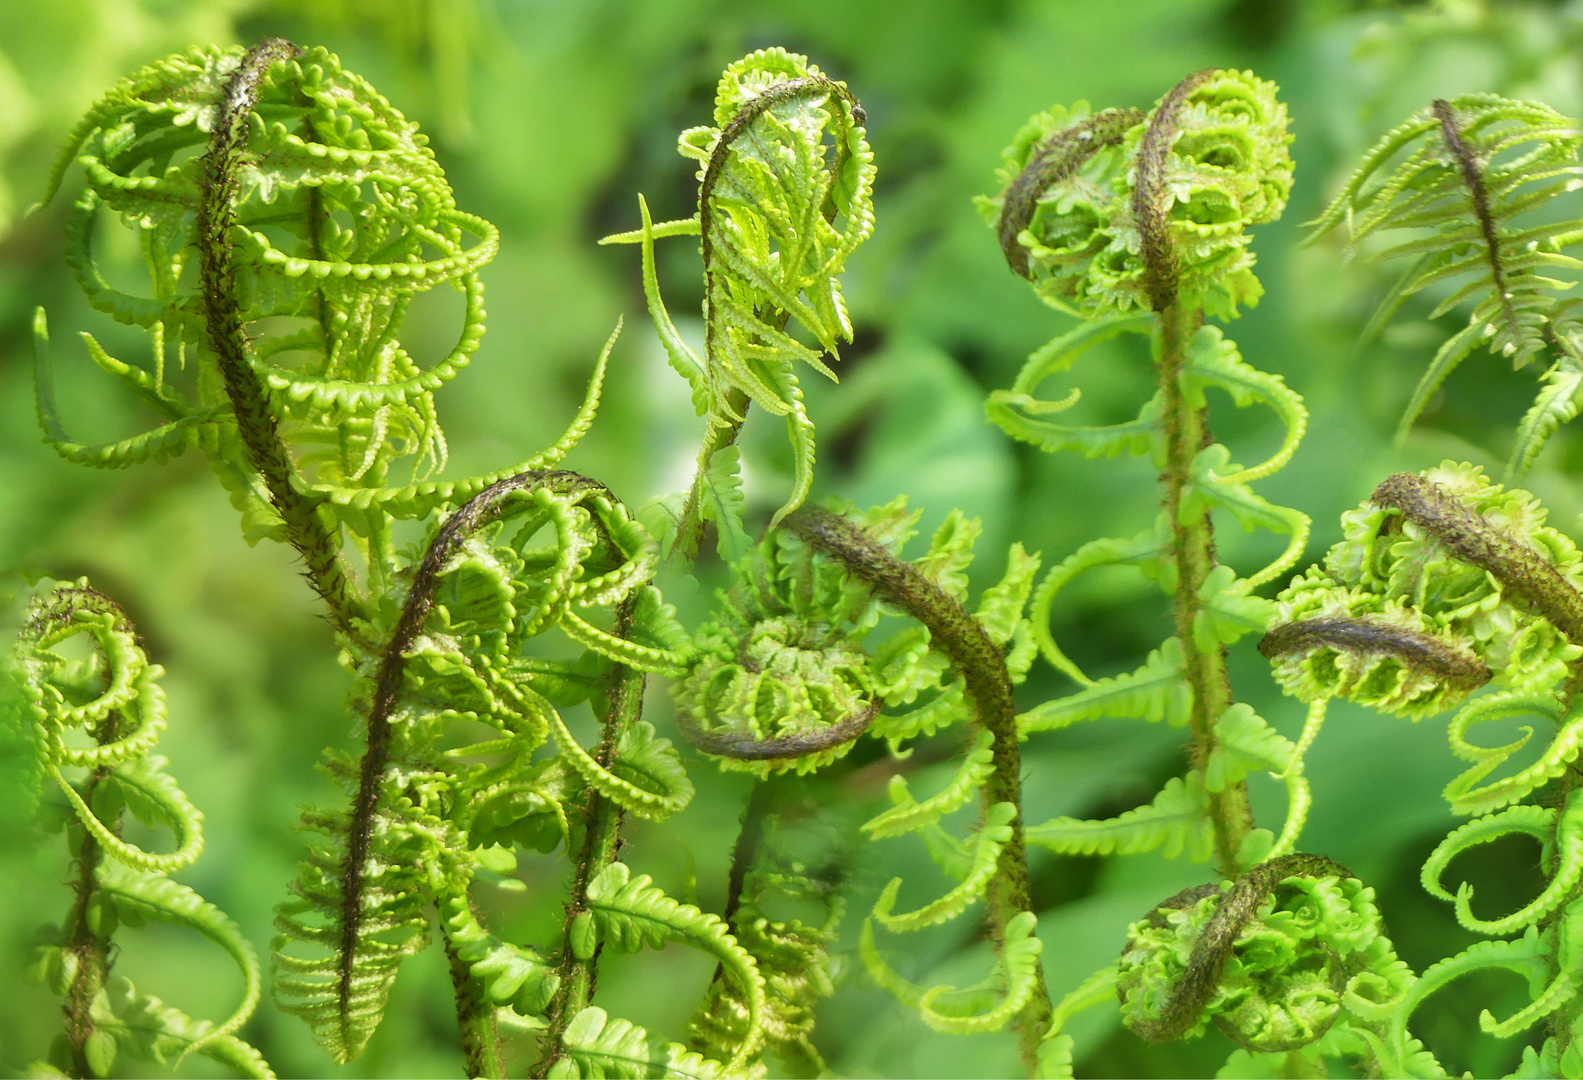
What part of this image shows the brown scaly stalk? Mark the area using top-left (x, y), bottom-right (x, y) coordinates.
top-left (197, 38), bottom-right (364, 635)
top-left (441, 905), bottom-right (506, 1079)
top-left (1124, 854), bottom-right (1356, 1045)
top-left (1433, 99), bottom-right (1523, 342)
top-left (670, 76), bottom-right (866, 566)
top-left (786, 506), bottom-right (1053, 1071)
top-left (345, 469), bottom-right (607, 1079)
top-left (1136, 71), bottom-right (1254, 874)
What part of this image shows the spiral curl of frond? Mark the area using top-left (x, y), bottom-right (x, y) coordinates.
top-left (275, 472), bottom-right (694, 1063)
top-left (11, 581), bottom-right (269, 1078)
top-left (1117, 857), bottom-right (1414, 1060)
top-left (1309, 94), bottom-right (1583, 469)
top-left (1264, 462), bottom-right (1583, 718)
top-left (604, 47), bottom-right (875, 549)
top-left (980, 70), bottom-right (1292, 320)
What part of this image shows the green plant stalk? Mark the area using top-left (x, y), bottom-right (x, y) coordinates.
top-left (673, 387), bottom-right (751, 566)
top-left (62, 748), bottom-right (115, 1079)
top-left (1158, 302), bottom-right (1251, 873)
top-left (197, 38), bottom-right (364, 635)
top-left (532, 619), bottom-right (643, 1078)
top-left (788, 506), bottom-right (1052, 1070)
top-left (441, 912), bottom-right (506, 1079)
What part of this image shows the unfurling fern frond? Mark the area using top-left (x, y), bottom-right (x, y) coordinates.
top-left (11, 581), bottom-right (269, 1079)
top-left (1308, 94), bottom-right (1583, 471)
top-left (978, 70), bottom-right (1293, 320)
top-left (275, 471), bottom-right (693, 1064)
top-left (1262, 463), bottom-right (1583, 1070)
top-left (33, 40), bottom-right (619, 628)
top-left (603, 47), bottom-right (875, 558)
top-left (1111, 857), bottom-right (1418, 1075)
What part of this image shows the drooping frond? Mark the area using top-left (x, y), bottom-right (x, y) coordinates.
top-left (1309, 94), bottom-right (1583, 468)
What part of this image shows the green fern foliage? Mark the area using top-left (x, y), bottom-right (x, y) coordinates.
top-left (1263, 463), bottom-right (1583, 1071)
top-left (604, 47), bottom-right (875, 546)
top-left (10, 580), bottom-right (269, 1078)
top-left (274, 474), bottom-right (693, 1063)
top-left (1308, 94), bottom-right (1583, 472)
top-left (978, 70), bottom-right (1293, 320)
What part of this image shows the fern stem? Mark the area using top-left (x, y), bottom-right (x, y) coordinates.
top-left (1157, 301), bottom-right (1252, 873)
top-left (343, 470), bottom-right (608, 1061)
top-left (533, 607), bottom-right (644, 1078)
top-left (1135, 75), bottom-right (1254, 873)
top-left (441, 912), bottom-right (506, 1079)
top-left (197, 38), bottom-right (364, 635)
top-left (1433, 99), bottom-right (1522, 342)
top-left (674, 388), bottom-right (751, 566)
top-left (62, 755), bottom-right (115, 1079)
top-left (787, 506), bottom-right (1053, 1071)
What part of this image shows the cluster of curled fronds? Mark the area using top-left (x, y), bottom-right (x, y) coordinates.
top-left (971, 70), bottom-right (1436, 1077)
top-left (7, 581), bottom-right (268, 1079)
top-left (1310, 94), bottom-right (1583, 476)
top-left (604, 47), bottom-right (875, 560)
top-left (1263, 462), bottom-right (1583, 1074)
top-left (271, 470), bottom-right (702, 1067)
top-left (31, 38), bottom-right (613, 621)
top-left (978, 69), bottom-right (1293, 320)
top-left (673, 497), bottom-right (1052, 1059)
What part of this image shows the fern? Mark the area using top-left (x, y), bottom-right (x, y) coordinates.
top-left (603, 47), bottom-right (875, 559)
top-left (10, 580), bottom-right (270, 1079)
top-left (1262, 463), bottom-right (1583, 1070)
top-left (1308, 94), bottom-right (1583, 474)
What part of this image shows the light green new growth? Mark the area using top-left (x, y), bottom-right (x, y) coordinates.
top-left (604, 47), bottom-right (876, 560)
top-left (1309, 94), bottom-right (1583, 475)
top-left (1262, 462), bottom-right (1583, 1072)
top-left (10, 581), bottom-right (270, 1079)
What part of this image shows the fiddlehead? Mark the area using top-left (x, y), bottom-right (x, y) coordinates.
top-left (1116, 855), bottom-right (1421, 1074)
top-left (672, 498), bottom-right (1050, 1069)
top-left (1308, 94), bottom-right (1583, 476)
top-left (273, 469), bottom-right (695, 1069)
top-left (603, 47), bottom-right (875, 561)
top-left (1263, 462), bottom-right (1583, 1072)
top-left (10, 581), bottom-right (270, 1079)
top-left (984, 70), bottom-right (1306, 870)
top-left (33, 41), bottom-right (616, 623)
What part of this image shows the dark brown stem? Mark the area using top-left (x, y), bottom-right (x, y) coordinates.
top-left (198, 38), bottom-right (363, 635)
top-left (532, 602), bottom-right (644, 1079)
top-left (1433, 99), bottom-right (1520, 341)
top-left (1132, 71), bottom-right (1215, 313)
top-left (1371, 472), bottom-right (1583, 647)
top-left (62, 759), bottom-right (115, 1079)
top-left (997, 108), bottom-right (1144, 277)
top-left (1258, 616), bottom-right (1492, 692)
top-left (340, 469), bottom-right (608, 1054)
top-left (674, 700), bottom-right (879, 761)
top-left (1126, 854), bottom-right (1355, 1045)
top-left (785, 506), bottom-right (1052, 1071)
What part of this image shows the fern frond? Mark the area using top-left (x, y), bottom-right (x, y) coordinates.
top-left (1420, 801), bottom-right (1583, 935)
top-left (577, 863), bottom-right (765, 1069)
top-left (1026, 774), bottom-right (1214, 859)
top-left (553, 1007), bottom-right (729, 1080)
top-left (1309, 94), bottom-right (1583, 459)
top-left (872, 802), bottom-right (1016, 932)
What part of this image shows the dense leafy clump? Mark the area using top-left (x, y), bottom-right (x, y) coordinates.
top-left (979, 70), bottom-right (1292, 319)
top-left (607, 46), bottom-right (875, 555)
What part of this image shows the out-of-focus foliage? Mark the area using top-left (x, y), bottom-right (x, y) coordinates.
top-left (7, 1), bottom-right (1583, 1078)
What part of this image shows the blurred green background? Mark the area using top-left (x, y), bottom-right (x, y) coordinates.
top-left (3, 0), bottom-right (1582, 1076)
